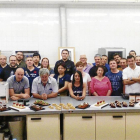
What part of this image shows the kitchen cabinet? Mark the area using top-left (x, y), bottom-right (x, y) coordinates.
top-left (126, 113), bottom-right (140, 140)
top-left (27, 114), bottom-right (60, 140)
top-left (63, 114), bottom-right (95, 140)
top-left (96, 113), bottom-right (125, 140)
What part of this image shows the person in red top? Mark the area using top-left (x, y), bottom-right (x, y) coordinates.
top-left (90, 65), bottom-right (112, 96)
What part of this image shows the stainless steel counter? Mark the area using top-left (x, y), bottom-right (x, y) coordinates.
top-left (1, 96), bottom-right (140, 116)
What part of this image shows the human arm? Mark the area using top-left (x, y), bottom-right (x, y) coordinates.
top-left (106, 77), bottom-right (112, 96)
top-left (90, 78), bottom-right (98, 96)
top-left (10, 88), bottom-right (30, 100)
top-left (58, 81), bottom-right (69, 93)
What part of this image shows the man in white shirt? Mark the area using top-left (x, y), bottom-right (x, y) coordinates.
top-left (123, 55), bottom-right (140, 94)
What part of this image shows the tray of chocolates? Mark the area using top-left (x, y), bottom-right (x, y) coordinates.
top-left (30, 104), bottom-right (45, 111)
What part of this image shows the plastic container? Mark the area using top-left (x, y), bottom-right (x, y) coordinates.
top-left (129, 93), bottom-right (135, 102)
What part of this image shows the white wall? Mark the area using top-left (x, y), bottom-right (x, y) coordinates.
top-left (0, 3), bottom-right (140, 65)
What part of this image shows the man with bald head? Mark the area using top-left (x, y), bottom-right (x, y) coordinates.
top-left (0, 55), bottom-right (18, 81)
top-left (0, 55), bottom-right (8, 74)
top-left (79, 54), bottom-right (92, 73)
top-left (7, 68), bottom-right (30, 100)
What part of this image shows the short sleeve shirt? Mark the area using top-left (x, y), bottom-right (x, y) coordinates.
top-left (54, 74), bottom-right (71, 89)
top-left (32, 76), bottom-right (58, 95)
top-left (123, 65), bottom-right (140, 94)
top-left (7, 75), bottom-right (30, 94)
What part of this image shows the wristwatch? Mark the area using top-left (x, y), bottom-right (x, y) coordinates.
top-left (130, 77), bottom-right (132, 81)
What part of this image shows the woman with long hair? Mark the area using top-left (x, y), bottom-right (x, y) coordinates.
top-left (68, 70), bottom-right (86, 100)
top-left (53, 62), bottom-right (71, 96)
top-left (41, 57), bottom-right (54, 76)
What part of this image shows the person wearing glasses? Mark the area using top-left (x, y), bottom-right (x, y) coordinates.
top-left (0, 55), bottom-right (18, 81)
top-left (79, 54), bottom-right (92, 73)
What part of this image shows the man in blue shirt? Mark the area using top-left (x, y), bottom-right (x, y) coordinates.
top-left (105, 59), bottom-right (123, 96)
top-left (24, 56), bottom-right (39, 96)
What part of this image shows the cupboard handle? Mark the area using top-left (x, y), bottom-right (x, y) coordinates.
top-left (31, 118), bottom-right (41, 120)
top-left (113, 116), bottom-right (123, 118)
top-left (82, 116), bottom-right (92, 119)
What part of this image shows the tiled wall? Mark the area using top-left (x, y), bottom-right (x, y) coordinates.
top-left (0, 4), bottom-right (140, 65)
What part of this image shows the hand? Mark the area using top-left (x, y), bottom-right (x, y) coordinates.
top-left (10, 96), bottom-right (19, 101)
top-left (41, 93), bottom-right (47, 100)
top-left (22, 94), bottom-right (30, 99)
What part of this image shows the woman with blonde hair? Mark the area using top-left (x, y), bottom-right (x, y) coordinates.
top-left (41, 57), bottom-right (54, 75)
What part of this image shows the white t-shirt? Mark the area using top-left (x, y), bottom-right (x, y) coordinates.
top-left (71, 73), bottom-right (91, 93)
top-left (123, 65), bottom-right (140, 94)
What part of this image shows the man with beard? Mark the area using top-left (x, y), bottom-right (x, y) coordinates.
top-left (0, 55), bottom-right (18, 81)
top-left (135, 56), bottom-right (140, 66)
top-left (54, 49), bottom-right (75, 76)
top-left (16, 51), bottom-right (26, 68)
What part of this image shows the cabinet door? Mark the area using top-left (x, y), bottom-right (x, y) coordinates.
top-left (27, 114), bottom-right (60, 140)
top-left (96, 113), bottom-right (125, 140)
top-left (126, 113), bottom-right (140, 140)
top-left (64, 114), bottom-right (95, 140)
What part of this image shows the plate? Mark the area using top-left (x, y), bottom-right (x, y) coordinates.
top-left (9, 106), bottom-right (30, 112)
top-left (75, 105), bottom-right (90, 109)
top-left (90, 103), bottom-right (109, 109)
top-left (30, 106), bottom-right (45, 111)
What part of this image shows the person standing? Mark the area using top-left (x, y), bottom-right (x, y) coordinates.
top-left (89, 54), bottom-right (108, 78)
top-left (79, 54), bottom-right (92, 73)
top-left (33, 52), bottom-right (41, 68)
top-left (135, 55), bottom-right (140, 66)
top-left (0, 55), bottom-right (8, 74)
top-left (16, 51), bottom-right (26, 68)
top-left (54, 49), bottom-right (75, 76)
top-left (24, 57), bottom-right (39, 95)
top-left (123, 55), bottom-right (140, 95)
top-left (105, 59), bottom-right (123, 96)
top-left (0, 55), bottom-right (18, 81)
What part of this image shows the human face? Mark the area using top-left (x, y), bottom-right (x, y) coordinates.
top-left (127, 57), bottom-right (135, 68)
top-left (76, 65), bottom-right (84, 72)
top-left (0, 56), bottom-right (7, 65)
top-left (15, 69), bottom-right (24, 82)
top-left (101, 56), bottom-right (108, 65)
top-left (94, 56), bottom-right (101, 66)
top-left (120, 59), bottom-right (127, 69)
top-left (74, 72), bottom-right (80, 82)
top-left (80, 56), bottom-right (87, 64)
top-left (129, 52), bottom-right (136, 57)
top-left (109, 60), bottom-right (117, 70)
top-left (26, 57), bottom-right (34, 67)
top-left (41, 59), bottom-right (49, 68)
top-left (96, 67), bottom-right (104, 77)
top-left (40, 74), bottom-right (49, 84)
top-left (114, 55), bottom-right (121, 63)
top-left (33, 56), bottom-right (40, 63)
top-left (58, 65), bottom-right (66, 74)
top-left (61, 51), bottom-right (69, 61)
top-left (136, 57), bottom-right (140, 66)
top-left (9, 56), bottom-right (17, 68)
top-left (16, 52), bottom-right (23, 61)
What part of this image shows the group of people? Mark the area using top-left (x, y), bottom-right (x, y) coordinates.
top-left (0, 49), bottom-right (140, 101)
